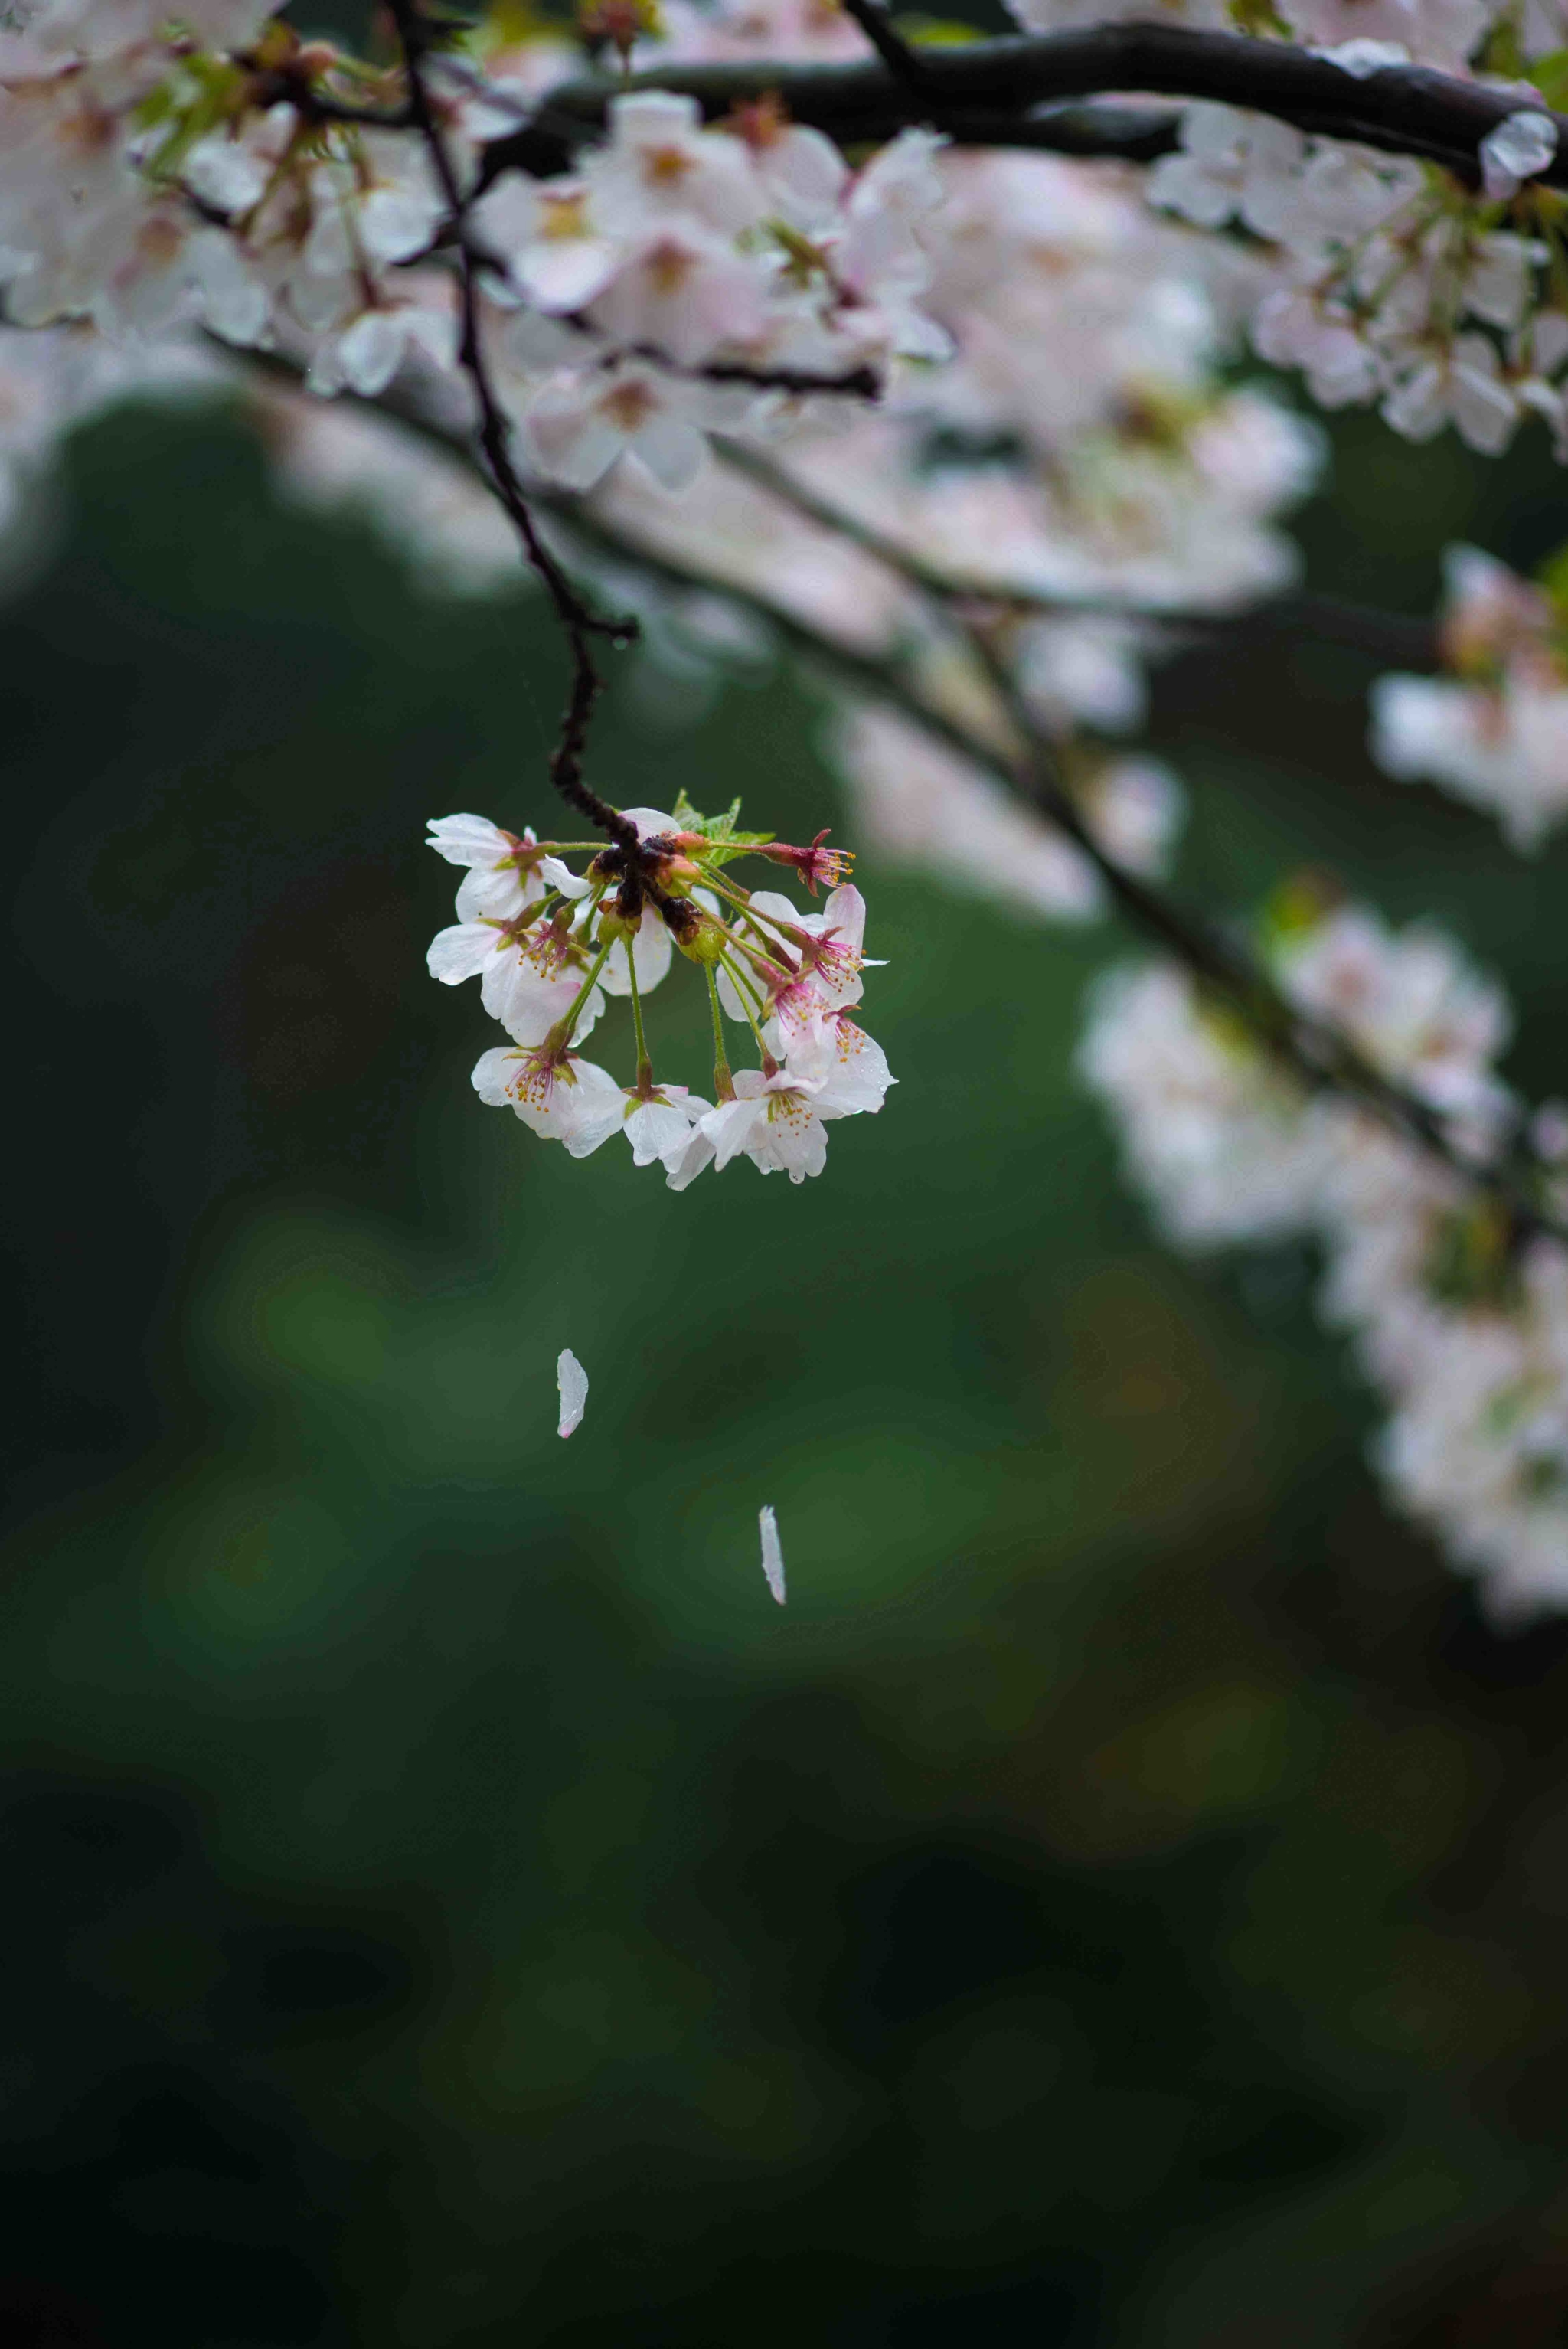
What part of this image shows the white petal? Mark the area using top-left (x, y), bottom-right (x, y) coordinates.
top-left (426, 923), bottom-right (498, 984)
top-left (541, 854), bottom-right (593, 900)
top-left (557, 1348), bottom-right (589, 1439)
top-left (759, 1504), bottom-right (786, 1606)
top-left (749, 889), bottom-right (805, 926)
top-left (600, 908), bottom-right (674, 997)
top-left (663, 1127), bottom-right (714, 1191)
top-left (472, 1046), bottom-right (520, 1107)
top-left (426, 813), bottom-right (515, 868)
top-left (701, 1095), bottom-right (765, 1171)
top-left (623, 1095), bottom-right (695, 1166)
top-left (1480, 110), bottom-right (1557, 201)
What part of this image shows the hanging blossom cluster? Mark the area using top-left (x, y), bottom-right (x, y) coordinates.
top-left (1149, 97), bottom-right (1568, 456)
top-left (426, 797), bottom-right (893, 1185)
top-left (1082, 899), bottom-right (1568, 1619)
top-left (7, 0), bottom-right (1568, 1608)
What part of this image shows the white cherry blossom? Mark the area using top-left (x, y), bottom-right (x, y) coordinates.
top-left (701, 1065), bottom-right (831, 1183)
top-left (622, 1084), bottom-right (709, 1165)
top-left (473, 1044), bottom-right (627, 1155)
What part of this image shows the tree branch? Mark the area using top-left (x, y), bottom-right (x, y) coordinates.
top-left (227, 345), bottom-right (1553, 1235)
top-left (385, 0), bottom-right (642, 857)
top-left (482, 22), bottom-right (1568, 187)
top-left (708, 442), bottom-right (1540, 1220)
top-left (713, 438), bottom-right (1438, 666)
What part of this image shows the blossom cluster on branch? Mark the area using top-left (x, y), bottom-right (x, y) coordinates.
top-left (426, 798), bottom-right (893, 1184)
top-left (8, 0), bottom-right (1568, 1608)
top-left (1082, 898), bottom-right (1568, 1618)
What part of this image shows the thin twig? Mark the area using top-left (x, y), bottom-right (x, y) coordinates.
top-left (386, 0), bottom-right (642, 854)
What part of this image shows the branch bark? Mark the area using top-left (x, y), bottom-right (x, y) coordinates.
top-left (483, 22), bottom-right (1568, 187)
top-left (226, 344), bottom-right (1555, 1237)
top-left (387, 0), bottom-right (641, 855)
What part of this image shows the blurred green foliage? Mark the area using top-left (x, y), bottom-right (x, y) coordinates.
top-left (8, 393), bottom-right (1568, 2348)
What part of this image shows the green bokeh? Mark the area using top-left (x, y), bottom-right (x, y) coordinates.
top-left (7, 393), bottom-right (1568, 2347)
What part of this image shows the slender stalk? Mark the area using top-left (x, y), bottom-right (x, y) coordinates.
top-left (625, 930), bottom-right (652, 1089)
top-left (717, 948), bottom-right (775, 1065)
top-left (557, 933), bottom-right (616, 1044)
top-left (705, 965), bottom-right (735, 1102)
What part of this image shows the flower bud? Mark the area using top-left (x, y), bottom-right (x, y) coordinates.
top-left (672, 907), bottom-right (727, 964)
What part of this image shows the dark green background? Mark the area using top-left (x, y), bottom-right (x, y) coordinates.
top-left (7, 384), bottom-right (1568, 2347)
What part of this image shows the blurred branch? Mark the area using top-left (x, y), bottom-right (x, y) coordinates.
top-left (711, 455), bottom-right (1540, 1223)
top-left (714, 439), bottom-right (1439, 666)
top-left (224, 341), bottom-right (1557, 1237)
top-left (482, 23), bottom-right (1566, 186)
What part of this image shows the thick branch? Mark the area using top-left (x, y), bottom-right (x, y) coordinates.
top-left (483, 22), bottom-right (1568, 185)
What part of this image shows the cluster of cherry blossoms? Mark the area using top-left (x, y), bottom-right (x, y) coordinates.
top-left (1371, 542), bottom-right (1568, 848)
top-left (0, 0), bottom-right (946, 459)
top-left (426, 799), bottom-right (893, 1186)
top-left (1082, 897), bottom-right (1568, 1618)
top-left (1149, 95), bottom-right (1568, 458)
top-left (10, 0), bottom-right (1568, 1609)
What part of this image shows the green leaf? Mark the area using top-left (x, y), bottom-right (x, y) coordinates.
top-left (1227, 0), bottom-right (1291, 34)
top-left (895, 15), bottom-right (983, 45)
top-left (1534, 537), bottom-right (1568, 626)
top-left (665, 791), bottom-right (774, 866)
top-left (1526, 46), bottom-right (1568, 109)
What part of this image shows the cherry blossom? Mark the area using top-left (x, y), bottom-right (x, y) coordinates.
top-left (701, 1064), bottom-right (832, 1184)
top-left (1370, 547), bottom-right (1568, 851)
top-left (8, 0), bottom-right (1568, 1612)
top-left (472, 1044), bottom-right (628, 1156)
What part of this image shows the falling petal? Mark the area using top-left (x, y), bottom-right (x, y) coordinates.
top-left (557, 1348), bottom-right (589, 1439)
top-left (759, 1504), bottom-right (786, 1606)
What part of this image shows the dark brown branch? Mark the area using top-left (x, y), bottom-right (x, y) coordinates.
top-left (386, 0), bottom-right (642, 855)
top-left (230, 345), bottom-right (1555, 1237)
top-left (482, 21), bottom-right (1568, 187)
top-left (835, 0), bottom-right (955, 117)
top-left (556, 315), bottom-right (881, 400)
top-left (684, 354), bottom-right (881, 399)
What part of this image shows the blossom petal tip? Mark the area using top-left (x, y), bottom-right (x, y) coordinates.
top-left (557, 1348), bottom-right (589, 1439)
top-left (759, 1504), bottom-right (786, 1605)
